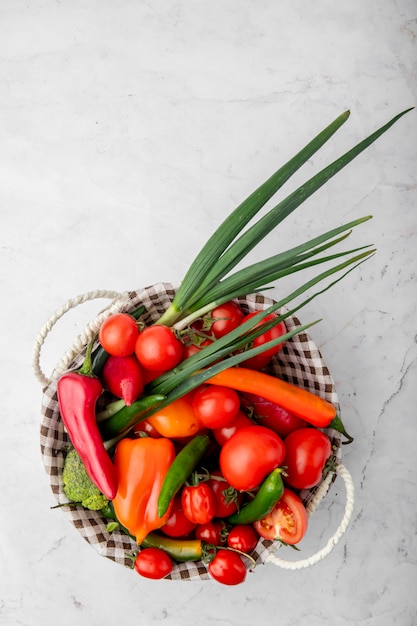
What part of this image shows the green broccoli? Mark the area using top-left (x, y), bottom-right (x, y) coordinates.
top-left (62, 448), bottom-right (109, 511)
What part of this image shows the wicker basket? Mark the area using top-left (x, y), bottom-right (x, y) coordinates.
top-left (34, 283), bottom-right (354, 580)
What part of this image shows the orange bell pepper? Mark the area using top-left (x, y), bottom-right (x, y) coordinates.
top-left (112, 437), bottom-right (175, 544)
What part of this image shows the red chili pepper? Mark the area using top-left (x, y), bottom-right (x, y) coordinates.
top-left (57, 342), bottom-right (117, 500)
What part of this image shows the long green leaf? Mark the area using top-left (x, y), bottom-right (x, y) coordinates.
top-left (187, 216), bottom-right (372, 312)
top-left (161, 110), bottom-right (351, 320)
top-left (183, 108), bottom-right (412, 312)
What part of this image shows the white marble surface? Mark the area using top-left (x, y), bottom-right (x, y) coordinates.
top-left (1, 1), bottom-right (416, 624)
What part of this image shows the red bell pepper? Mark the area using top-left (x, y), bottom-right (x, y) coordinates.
top-left (57, 342), bottom-right (117, 500)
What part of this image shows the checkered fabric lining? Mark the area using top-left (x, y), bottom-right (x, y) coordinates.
top-left (39, 283), bottom-right (341, 581)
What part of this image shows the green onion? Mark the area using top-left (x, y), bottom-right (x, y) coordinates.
top-left (157, 108), bottom-right (412, 327)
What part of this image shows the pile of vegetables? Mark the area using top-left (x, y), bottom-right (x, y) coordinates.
top-left (55, 108), bottom-right (411, 585)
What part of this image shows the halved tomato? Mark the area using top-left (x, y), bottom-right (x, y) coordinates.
top-left (254, 488), bottom-right (308, 545)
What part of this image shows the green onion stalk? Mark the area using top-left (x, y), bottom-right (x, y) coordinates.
top-left (156, 108), bottom-right (412, 328)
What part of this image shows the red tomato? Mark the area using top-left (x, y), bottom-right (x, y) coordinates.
top-left (254, 488), bottom-right (308, 545)
top-left (99, 313), bottom-right (139, 357)
top-left (219, 425), bottom-right (285, 492)
top-left (135, 325), bottom-right (184, 372)
top-left (283, 428), bottom-right (332, 490)
top-left (102, 354), bottom-right (144, 406)
top-left (192, 384), bottom-right (240, 429)
top-left (195, 520), bottom-right (226, 545)
top-left (209, 301), bottom-right (244, 338)
top-left (181, 483), bottom-right (216, 525)
top-left (134, 548), bottom-right (173, 579)
top-left (160, 495), bottom-right (197, 538)
top-left (182, 339), bottom-right (213, 360)
top-left (240, 312), bottom-right (287, 369)
top-left (207, 470), bottom-right (242, 518)
top-left (213, 410), bottom-right (253, 446)
top-left (227, 525), bottom-right (259, 553)
top-left (133, 419), bottom-right (162, 439)
top-left (241, 393), bottom-right (308, 438)
top-left (208, 549), bottom-right (247, 585)
top-left (140, 367), bottom-right (166, 384)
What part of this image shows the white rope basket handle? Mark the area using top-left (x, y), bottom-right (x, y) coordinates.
top-left (32, 289), bottom-right (130, 387)
top-left (265, 463), bottom-right (354, 570)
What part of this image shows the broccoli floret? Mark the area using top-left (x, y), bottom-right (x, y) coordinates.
top-left (62, 448), bottom-right (109, 511)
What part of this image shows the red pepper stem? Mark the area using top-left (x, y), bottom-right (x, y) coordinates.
top-left (78, 341), bottom-right (96, 377)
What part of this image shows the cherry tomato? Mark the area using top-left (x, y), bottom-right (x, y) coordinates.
top-left (240, 312), bottom-right (287, 369)
top-left (182, 339), bottom-right (213, 360)
top-left (241, 393), bottom-right (308, 438)
top-left (192, 384), bottom-right (240, 429)
top-left (102, 354), bottom-right (144, 406)
top-left (134, 548), bottom-right (173, 579)
top-left (209, 301), bottom-right (244, 338)
top-left (181, 483), bottom-right (216, 525)
top-left (133, 419), bottom-right (162, 439)
top-left (99, 313), bottom-right (139, 357)
top-left (160, 494), bottom-right (197, 538)
top-left (195, 520), bottom-right (226, 545)
top-left (208, 549), bottom-right (247, 585)
top-left (219, 425), bottom-right (285, 491)
top-left (140, 367), bottom-right (166, 384)
top-left (254, 488), bottom-right (308, 545)
top-left (145, 393), bottom-right (202, 439)
top-left (283, 428), bottom-right (332, 490)
top-left (227, 525), bottom-right (259, 553)
top-left (212, 410), bottom-right (253, 446)
top-left (135, 325), bottom-right (184, 372)
top-left (207, 470), bottom-right (242, 518)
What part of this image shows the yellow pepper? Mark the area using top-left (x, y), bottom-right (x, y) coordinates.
top-left (145, 393), bottom-right (202, 439)
top-left (112, 437), bottom-right (175, 544)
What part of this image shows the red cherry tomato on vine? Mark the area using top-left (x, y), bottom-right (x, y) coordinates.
top-left (160, 494), bottom-right (197, 538)
top-left (254, 488), bottom-right (308, 545)
top-left (209, 301), bottom-right (244, 338)
top-left (206, 470), bottom-right (242, 518)
top-left (135, 325), bottom-right (184, 372)
top-left (283, 428), bottom-right (332, 490)
top-left (240, 312), bottom-right (287, 369)
top-left (220, 425), bottom-right (285, 492)
top-left (212, 410), bottom-right (253, 446)
top-left (192, 384), bottom-right (240, 429)
top-left (195, 520), bottom-right (226, 545)
top-left (182, 339), bottom-right (213, 360)
top-left (134, 548), bottom-right (173, 579)
top-left (181, 483), bottom-right (216, 525)
top-left (99, 313), bottom-right (139, 357)
top-left (208, 549), bottom-right (247, 586)
top-left (133, 419), bottom-right (162, 439)
top-left (227, 525), bottom-right (259, 553)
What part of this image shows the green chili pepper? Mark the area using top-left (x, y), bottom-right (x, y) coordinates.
top-left (141, 532), bottom-right (211, 562)
top-left (157, 433), bottom-right (210, 518)
top-left (227, 468), bottom-right (284, 525)
top-left (99, 394), bottom-right (166, 440)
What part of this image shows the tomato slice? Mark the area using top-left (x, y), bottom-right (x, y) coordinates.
top-left (254, 488), bottom-right (308, 545)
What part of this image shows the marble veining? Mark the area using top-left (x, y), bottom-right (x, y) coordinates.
top-left (1, 1), bottom-right (416, 625)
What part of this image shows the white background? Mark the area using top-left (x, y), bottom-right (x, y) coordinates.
top-left (1, 1), bottom-right (416, 625)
